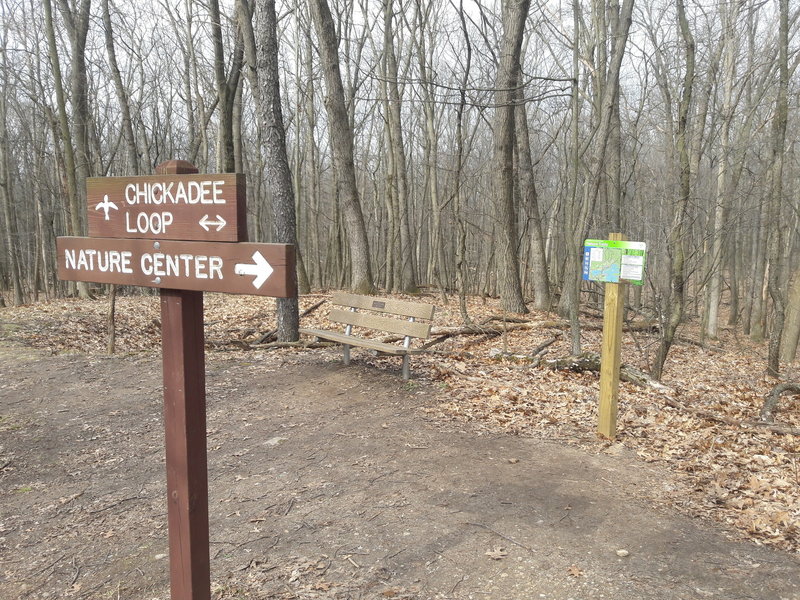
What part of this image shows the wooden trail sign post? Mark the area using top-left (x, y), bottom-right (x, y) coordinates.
top-left (161, 285), bottom-right (208, 599)
top-left (598, 233), bottom-right (626, 439)
top-left (57, 160), bottom-right (296, 600)
top-left (582, 233), bottom-right (647, 439)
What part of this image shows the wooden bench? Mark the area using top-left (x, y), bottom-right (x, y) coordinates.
top-left (300, 292), bottom-right (435, 380)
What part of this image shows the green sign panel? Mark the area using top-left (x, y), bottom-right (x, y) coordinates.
top-left (582, 239), bottom-right (647, 285)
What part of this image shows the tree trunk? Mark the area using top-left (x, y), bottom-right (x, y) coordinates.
top-left (414, 0), bottom-right (445, 295)
top-left (780, 270), bottom-right (800, 362)
top-left (562, 0), bottom-right (582, 352)
top-left (514, 72), bottom-right (550, 311)
top-left (454, 0), bottom-right (473, 324)
top-left (239, 0), bottom-right (300, 342)
top-left (100, 0), bottom-right (139, 346)
top-left (303, 26), bottom-right (321, 288)
top-left (43, 0), bottom-right (89, 298)
top-left (290, 20), bottom-right (311, 295)
top-left (34, 160), bottom-right (52, 301)
top-left (492, 0), bottom-right (530, 314)
top-left (102, 0), bottom-right (138, 174)
top-left (704, 0), bottom-right (739, 339)
top-left (107, 284), bottom-right (117, 354)
top-left (210, 0), bottom-right (243, 173)
top-left (766, 0), bottom-right (789, 377)
top-left (0, 65), bottom-right (23, 305)
top-left (309, 0), bottom-right (375, 294)
top-left (605, 0), bottom-right (622, 232)
top-left (652, 0), bottom-right (694, 380)
top-left (56, 0), bottom-right (91, 234)
top-left (383, 0), bottom-right (417, 293)
top-left (748, 192), bottom-right (769, 340)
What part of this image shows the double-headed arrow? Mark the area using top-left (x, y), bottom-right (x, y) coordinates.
top-left (234, 251), bottom-right (273, 289)
top-left (199, 214), bottom-right (227, 232)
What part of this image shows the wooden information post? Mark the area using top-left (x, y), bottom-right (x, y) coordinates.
top-left (57, 160), bottom-right (296, 600)
top-left (583, 233), bottom-right (647, 440)
top-left (597, 233), bottom-right (626, 439)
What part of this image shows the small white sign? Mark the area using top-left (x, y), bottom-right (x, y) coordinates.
top-left (620, 263), bottom-right (643, 281)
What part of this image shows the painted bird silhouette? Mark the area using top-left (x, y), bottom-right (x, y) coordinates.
top-left (95, 195), bottom-right (118, 221)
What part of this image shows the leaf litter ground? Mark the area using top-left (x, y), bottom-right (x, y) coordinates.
top-left (1, 291), bottom-right (799, 598)
top-left (3, 292), bottom-right (799, 553)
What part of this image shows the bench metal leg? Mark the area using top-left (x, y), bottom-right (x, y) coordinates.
top-left (401, 354), bottom-right (410, 381)
top-left (343, 344), bottom-right (350, 365)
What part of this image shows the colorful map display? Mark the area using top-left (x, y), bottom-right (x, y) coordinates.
top-left (582, 239), bottom-right (647, 285)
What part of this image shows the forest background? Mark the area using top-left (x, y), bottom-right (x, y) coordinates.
top-left (0, 0), bottom-right (798, 380)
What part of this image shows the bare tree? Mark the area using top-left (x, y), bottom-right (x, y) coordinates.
top-left (514, 63), bottom-right (550, 311)
top-left (101, 0), bottom-right (138, 174)
top-left (766, 0), bottom-right (789, 377)
top-left (703, 0), bottom-right (741, 339)
top-left (560, 0), bottom-right (635, 352)
top-left (492, 0), bottom-right (530, 314)
top-left (55, 0), bottom-right (91, 209)
top-left (238, 0), bottom-right (300, 341)
top-left (309, 0), bottom-right (375, 294)
top-left (43, 0), bottom-right (90, 298)
top-left (651, 0), bottom-right (694, 380)
top-left (382, 0), bottom-right (417, 293)
top-left (0, 23), bottom-right (23, 305)
top-left (209, 0), bottom-right (243, 173)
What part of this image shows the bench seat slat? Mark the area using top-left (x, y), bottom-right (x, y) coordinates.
top-left (299, 328), bottom-right (425, 355)
top-left (331, 291), bottom-right (435, 320)
top-left (328, 308), bottom-right (431, 339)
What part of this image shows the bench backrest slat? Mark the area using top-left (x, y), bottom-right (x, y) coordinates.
top-left (328, 308), bottom-right (432, 339)
top-left (331, 291), bottom-right (435, 321)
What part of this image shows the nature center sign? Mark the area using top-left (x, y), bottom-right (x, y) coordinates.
top-left (57, 237), bottom-right (294, 297)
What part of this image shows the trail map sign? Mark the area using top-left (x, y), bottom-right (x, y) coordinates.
top-left (56, 160), bottom-right (296, 600)
top-left (87, 173), bottom-right (246, 242)
top-left (582, 239), bottom-right (647, 285)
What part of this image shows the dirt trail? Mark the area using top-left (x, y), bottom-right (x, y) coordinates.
top-left (1, 343), bottom-right (799, 599)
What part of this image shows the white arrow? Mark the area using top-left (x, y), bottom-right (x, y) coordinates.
top-left (234, 251), bottom-right (274, 289)
top-left (199, 214), bottom-right (227, 232)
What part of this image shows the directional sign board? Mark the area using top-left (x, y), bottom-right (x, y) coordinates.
top-left (87, 173), bottom-right (246, 242)
top-left (582, 239), bottom-right (647, 285)
top-left (57, 237), bottom-right (296, 297)
top-left (58, 160), bottom-right (295, 600)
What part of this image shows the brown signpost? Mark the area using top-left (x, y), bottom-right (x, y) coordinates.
top-left (57, 160), bottom-right (296, 600)
top-left (161, 287), bottom-right (209, 600)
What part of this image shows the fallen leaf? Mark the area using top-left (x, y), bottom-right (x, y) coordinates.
top-left (568, 564), bottom-right (584, 577)
top-left (312, 581), bottom-right (333, 591)
top-left (485, 547), bottom-right (507, 560)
